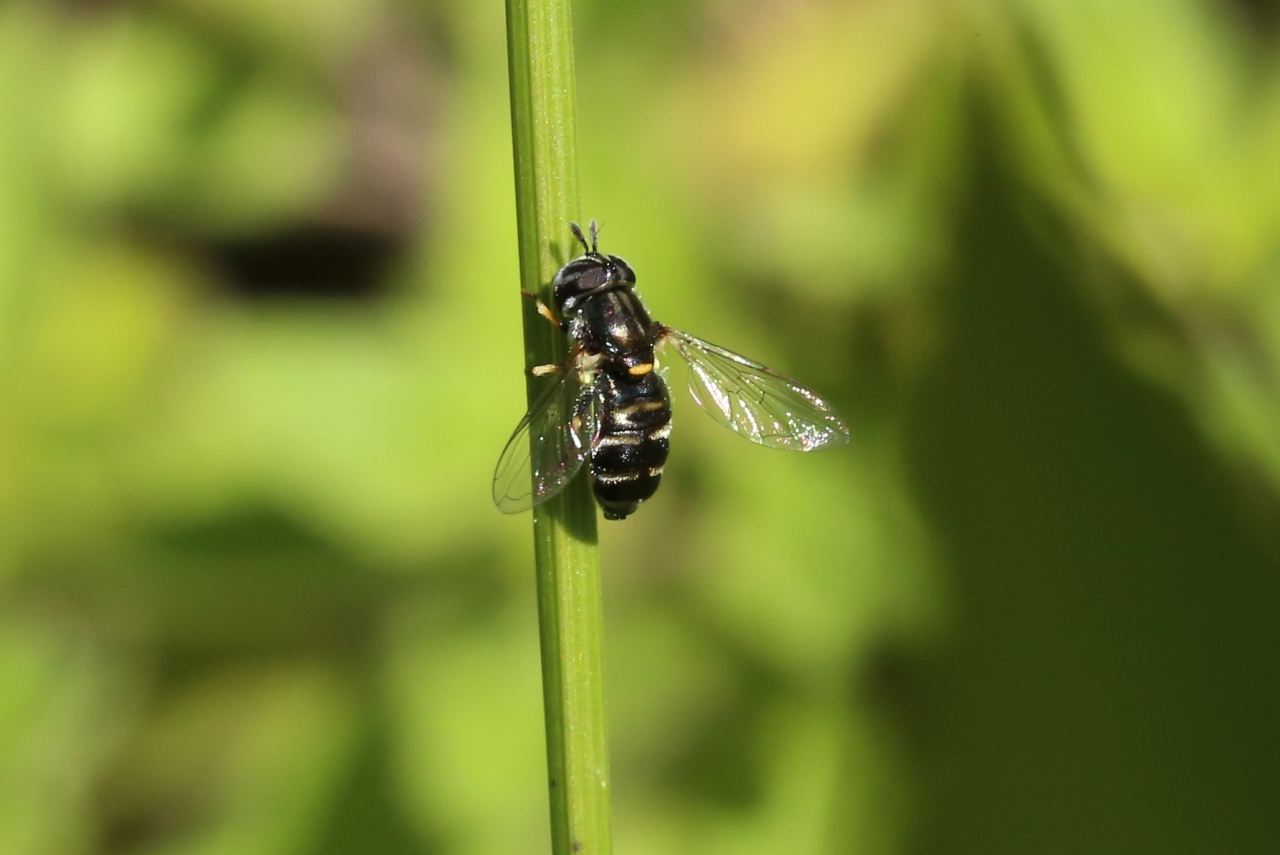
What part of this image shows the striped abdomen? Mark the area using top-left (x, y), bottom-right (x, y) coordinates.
top-left (591, 372), bottom-right (671, 520)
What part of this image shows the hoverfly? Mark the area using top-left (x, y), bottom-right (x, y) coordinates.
top-left (494, 220), bottom-right (850, 520)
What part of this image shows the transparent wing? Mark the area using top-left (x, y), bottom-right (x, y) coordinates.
top-left (663, 328), bottom-right (849, 451)
top-left (493, 368), bottom-right (597, 514)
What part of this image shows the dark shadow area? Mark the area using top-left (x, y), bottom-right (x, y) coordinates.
top-left (900, 99), bottom-right (1280, 854)
top-left (209, 225), bottom-right (406, 301)
top-left (1225, 0), bottom-right (1280, 39)
top-left (139, 507), bottom-right (399, 673)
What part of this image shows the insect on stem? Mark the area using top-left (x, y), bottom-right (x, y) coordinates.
top-left (504, 0), bottom-right (610, 853)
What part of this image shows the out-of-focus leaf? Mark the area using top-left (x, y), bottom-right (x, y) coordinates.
top-left (55, 17), bottom-right (220, 214)
top-left (0, 620), bottom-right (128, 855)
top-left (110, 667), bottom-right (360, 855)
top-left (387, 600), bottom-right (548, 855)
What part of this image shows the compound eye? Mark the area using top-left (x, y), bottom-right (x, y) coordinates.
top-left (609, 257), bottom-right (636, 283)
top-left (578, 266), bottom-right (608, 291)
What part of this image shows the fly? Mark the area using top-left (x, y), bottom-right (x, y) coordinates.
top-left (493, 220), bottom-right (850, 520)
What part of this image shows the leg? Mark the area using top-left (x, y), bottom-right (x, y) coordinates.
top-left (521, 289), bottom-right (563, 329)
top-left (528, 340), bottom-right (593, 379)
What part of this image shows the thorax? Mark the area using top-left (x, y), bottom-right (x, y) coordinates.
top-left (572, 288), bottom-right (660, 362)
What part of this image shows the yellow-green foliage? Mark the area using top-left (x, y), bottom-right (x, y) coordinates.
top-left (1, 1), bottom-right (1279, 854)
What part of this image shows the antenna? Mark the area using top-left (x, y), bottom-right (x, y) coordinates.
top-left (569, 222), bottom-right (590, 254)
top-left (588, 219), bottom-right (599, 253)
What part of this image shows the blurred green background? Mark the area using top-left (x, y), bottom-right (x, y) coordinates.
top-left (3, 0), bottom-right (1280, 853)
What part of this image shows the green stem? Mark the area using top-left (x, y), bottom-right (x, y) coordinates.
top-left (504, 2), bottom-right (610, 855)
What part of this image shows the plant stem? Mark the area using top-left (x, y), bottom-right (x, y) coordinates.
top-left (504, 2), bottom-right (610, 855)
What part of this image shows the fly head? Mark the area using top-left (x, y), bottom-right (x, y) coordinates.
top-left (553, 221), bottom-right (636, 314)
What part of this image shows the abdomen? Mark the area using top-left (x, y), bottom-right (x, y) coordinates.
top-left (591, 374), bottom-right (671, 520)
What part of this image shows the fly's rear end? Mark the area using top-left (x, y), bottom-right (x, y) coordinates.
top-left (591, 371), bottom-right (671, 520)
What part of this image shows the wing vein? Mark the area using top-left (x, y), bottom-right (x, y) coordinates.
top-left (663, 328), bottom-right (849, 452)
